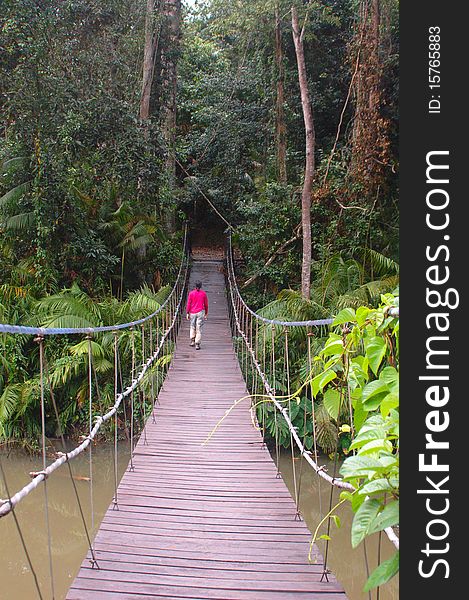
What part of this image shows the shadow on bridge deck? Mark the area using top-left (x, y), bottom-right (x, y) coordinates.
top-left (66, 258), bottom-right (348, 599)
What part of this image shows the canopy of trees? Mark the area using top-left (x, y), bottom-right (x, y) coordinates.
top-left (1, 0), bottom-right (398, 305)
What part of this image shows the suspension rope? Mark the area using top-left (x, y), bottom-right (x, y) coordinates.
top-left (141, 324), bottom-right (148, 446)
top-left (261, 325), bottom-right (267, 445)
top-left (0, 459), bottom-right (44, 600)
top-left (362, 538), bottom-right (373, 600)
top-left (377, 527), bottom-right (383, 600)
top-left (41, 347), bottom-right (99, 568)
top-left (113, 332), bottom-right (119, 510)
top-left (149, 322), bottom-right (156, 423)
top-left (296, 336), bottom-right (310, 515)
top-left (321, 445), bottom-right (340, 582)
top-left (87, 336), bottom-right (96, 564)
top-left (270, 325), bottom-right (280, 476)
top-left (156, 313), bottom-right (162, 399)
top-left (37, 335), bottom-right (56, 599)
top-left (129, 328), bottom-right (136, 472)
top-left (307, 331), bottom-right (323, 522)
top-left (284, 329), bottom-right (300, 519)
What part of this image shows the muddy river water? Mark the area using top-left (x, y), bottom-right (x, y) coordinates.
top-left (0, 445), bottom-right (397, 599)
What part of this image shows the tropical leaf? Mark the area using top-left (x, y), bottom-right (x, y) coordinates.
top-left (364, 551), bottom-right (399, 592)
top-left (120, 285), bottom-right (171, 320)
top-left (34, 283), bottom-right (103, 328)
top-left (358, 248), bottom-right (399, 277)
top-left (0, 384), bottom-right (23, 421)
top-left (0, 156), bottom-right (29, 174)
top-left (351, 498), bottom-right (381, 548)
top-left (5, 212), bottom-right (35, 231)
top-left (0, 181), bottom-right (31, 209)
top-left (323, 388), bottom-right (342, 420)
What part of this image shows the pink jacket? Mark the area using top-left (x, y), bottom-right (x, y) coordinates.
top-left (186, 289), bottom-right (209, 315)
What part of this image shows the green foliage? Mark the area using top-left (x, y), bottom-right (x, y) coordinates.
top-left (318, 294), bottom-right (399, 591)
top-left (0, 284), bottom-right (173, 443)
top-left (243, 292), bottom-right (399, 592)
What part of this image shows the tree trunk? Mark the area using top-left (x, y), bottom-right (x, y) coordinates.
top-left (350, 0), bottom-right (388, 192)
top-left (160, 0), bottom-right (181, 234)
top-left (292, 6), bottom-right (315, 300)
top-left (140, 0), bottom-right (160, 121)
top-left (275, 7), bottom-right (287, 184)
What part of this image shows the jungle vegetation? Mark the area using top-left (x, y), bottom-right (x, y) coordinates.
top-left (1, 0), bottom-right (399, 591)
top-left (1, 0), bottom-right (398, 443)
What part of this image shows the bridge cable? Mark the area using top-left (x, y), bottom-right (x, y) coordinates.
top-left (37, 336), bottom-right (56, 599)
top-left (261, 325), bottom-right (267, 446)
top-left (113, 332), bottom-right (119, 509)
top-left (156, 314), bottom-right (161, 402)
top-left (377, 527), bottom-right (383, 600)
top-left (362, 538), bottom-right (372, 600)
top-left (321, 441), bottom-right (340, 582)
top-left (87, 336), bottom-right (97, 565)
top-left (140, 324), bottom-right (148, 446)
top-left (307, 331), bottom-right (323, 526)
top-left (0, 458), bottom-right (44, 600)
top-left (270, 326), bottom-right (280, 476)
top-left (285, 329), bottom-right (301, 520)
top-left (149, 322), bottom-right (156, 423)
top-left (129, 328), bottom-right (136, 472)
top-left (42, 345), bottom-right (99, 567)
top-left (296, 331), bottom-right (311, 517)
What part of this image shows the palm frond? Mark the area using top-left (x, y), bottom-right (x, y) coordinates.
top-left (0, 384), bottom-right (22, 421)
top-left (69, 340), bottom-right (107, 359)
top-left (120, 285), bottom-right (171, 321)
top-left (0, 156), bottom-right (29, 174)
top-left (34, 283), bottom-right (104, 328)
top-left (356, 247), bottom-right (399, 277)
top-left (47, 355), bottom-right (84, 388)
top-left (5, 211), bottom-right (35, 231)
top-left (0, 181), bottom-right (31, 209)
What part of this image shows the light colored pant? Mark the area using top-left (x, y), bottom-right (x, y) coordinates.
top-left (190, 310), bottom-right (205, 344)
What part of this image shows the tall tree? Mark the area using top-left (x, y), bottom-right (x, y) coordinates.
top-left (275, 6), bottom-right (287, 184)
top-left (291, 5), bottom-right (315, 299)
top-left (140, 0), bottom-right (160, 121)
top-left (160, 0), bottom-right (182, 233)
top-left (350, 0), bottom-right (389, 194)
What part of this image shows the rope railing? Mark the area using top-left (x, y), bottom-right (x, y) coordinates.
top-left (0, 228), bottom-right (190, 519)
top-left (0, 228), bottom-right (189, 337)
top-left (226, 233), bottom-right (400, 552)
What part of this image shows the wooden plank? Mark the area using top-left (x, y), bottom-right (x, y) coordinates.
top-left (67, 258), bottom-right (348, 600)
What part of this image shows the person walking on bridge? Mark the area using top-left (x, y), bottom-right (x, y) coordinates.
top-left (186, 281), bottom-right (208, 350)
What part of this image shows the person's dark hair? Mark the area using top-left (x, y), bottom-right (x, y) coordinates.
top-left (195, 281), bottom-right (202, 290)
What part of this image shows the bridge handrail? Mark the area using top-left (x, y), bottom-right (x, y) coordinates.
top-left (0, 226), bottom-right (189, 336)
top-left (227, 233), bottom-right (334, 326)
top-left (227, 232), bottom-right (399, 323)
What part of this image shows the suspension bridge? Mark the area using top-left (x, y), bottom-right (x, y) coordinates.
top-left (0, 230), bottom-right (399, 599)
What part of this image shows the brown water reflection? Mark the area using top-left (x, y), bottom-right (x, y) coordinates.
top-left (278, 450), bottom-right (399, 600)
top-left (0, 443), bottom-right (130, 600)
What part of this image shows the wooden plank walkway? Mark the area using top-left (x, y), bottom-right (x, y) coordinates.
top-left (67, 258), bottom-right (348, 599)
